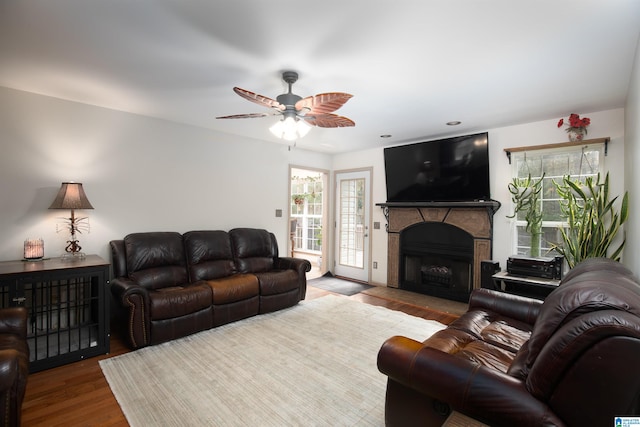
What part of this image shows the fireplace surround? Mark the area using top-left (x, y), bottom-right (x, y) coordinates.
top-left (378, 201), bottom-right (500, 301)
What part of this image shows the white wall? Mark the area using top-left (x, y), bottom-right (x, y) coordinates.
top-left (0, 86), bottom-right (631, 282)
top-left (333, 108), bottom-right (627, 284)
top-left (624, 34), bottom-right (640, 276)
top-left (0, 87), bottom-right (331, 263)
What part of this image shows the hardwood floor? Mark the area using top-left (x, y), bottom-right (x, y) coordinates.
top-left (21, 286), bottom-right (459, 426)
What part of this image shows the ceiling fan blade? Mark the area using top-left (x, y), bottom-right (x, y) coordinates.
top-left (216, 112), bottom-right (276, 119)
top-left (295, 92), bottom-right (353, 115)
top-left (233, 87), bottom-right (285, 111)
top-left (303, 114), bottom-right (355, 128)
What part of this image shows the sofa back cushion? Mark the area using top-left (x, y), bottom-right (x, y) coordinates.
top-left (524, 259), bottom-right (640, 400)
top-left (560, 256), bottom-right (635, 284)
top-left (526, 261), bottom-right (639, 367)
top-left (229, 228), bottom-right (277, 273)
top-left (124, 232), bottom-right (188, 290)
top-left (184, 230), bottom-right (237, 281)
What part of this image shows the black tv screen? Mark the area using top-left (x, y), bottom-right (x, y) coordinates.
top-left (384, 132), bottom-right (490, 202)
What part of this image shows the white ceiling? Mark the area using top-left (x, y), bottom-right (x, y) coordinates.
top-left (1, 1), bottom-right (639, 153)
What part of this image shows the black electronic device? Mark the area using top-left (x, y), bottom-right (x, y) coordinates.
top-left (383, 132), bottom-right (490, 202)
top-left (507, 255), bottom-right (563, 280)
top-left (480, 260), bottom-right (501, 290)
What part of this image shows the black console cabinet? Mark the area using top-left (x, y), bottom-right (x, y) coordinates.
top-left (0, 255), bottom-right (110, 372)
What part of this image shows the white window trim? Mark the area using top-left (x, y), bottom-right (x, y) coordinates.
top-left (510, 143), bottom-right (606, 256)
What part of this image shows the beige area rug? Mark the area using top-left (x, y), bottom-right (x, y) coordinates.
top-left (100, 295), bottom-right (446, 427)
top-left (362, 286), bottom-right (469, 316)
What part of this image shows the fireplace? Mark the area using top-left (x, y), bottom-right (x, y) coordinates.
top-left (378, 201), bottom-right (500, 302)
top-left (401, 222), bottom-right (474, 302)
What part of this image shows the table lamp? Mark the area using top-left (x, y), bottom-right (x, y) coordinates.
top-left (49, 182), bottom-right (94, 259)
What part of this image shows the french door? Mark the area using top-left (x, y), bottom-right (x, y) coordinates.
top-left (334, 170), bottom-right (371, 282)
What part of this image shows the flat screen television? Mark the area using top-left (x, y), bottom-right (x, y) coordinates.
top-left (384, 132), bottom-right (490, 202)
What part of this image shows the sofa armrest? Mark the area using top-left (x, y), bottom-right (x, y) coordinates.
top-left (110, 277), bottom-right (151, 349)
top-left (0, 308), bottom-right (27, 339)
top-left (275, 257), bottom-right (311, 301)
top-left (275, 257), bottom-right (312, 274)
top-left (0, 350), bottom-right (19, 392)
top-left (111, 277), bottom-right (150, 303)
top-left (468, 288), bottom-right (542, 325)
top-left (378, 336), bottom-right (565, 426)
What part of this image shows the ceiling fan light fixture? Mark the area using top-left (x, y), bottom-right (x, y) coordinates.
top-left (270, 116), bottom-right (311, 141)
top-left (219, 71), bottom-right (354, 140)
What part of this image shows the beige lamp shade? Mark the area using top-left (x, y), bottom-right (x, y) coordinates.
top-left (49, 182), bottom-right (94, 210)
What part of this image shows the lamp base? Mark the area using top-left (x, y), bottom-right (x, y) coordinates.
top-left (60, 252), bottom-right (86, 261)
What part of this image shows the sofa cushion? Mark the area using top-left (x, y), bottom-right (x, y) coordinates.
top-left (184, 230), bottom-right (237, 281)
top-left (561, 256), bottom-right (634, 284)
top-left (423, 328), bottom-right (515, 373)
top-left (254, 270), bottom-right (298, 296)
top-left (130, 266), bottom-right (189, 291)
top-left (124, 232), bottom-right (188, 289)
top-left (206, 274), bottom-right (259, 305)
top-left (229, 228), bottom-right (276, 273)
top-left (525, 270), bottom-right (640, 368)
top-left (148, 282), bottom-right (212, 320)
top-left (447, 310), bottom-right (533, 353)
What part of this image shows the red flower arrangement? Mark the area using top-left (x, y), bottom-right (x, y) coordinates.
top-left (557, 113), bottom-right (590, 141)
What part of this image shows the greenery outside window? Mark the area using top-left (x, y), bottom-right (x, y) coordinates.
top-left (291, 175), bottom-right (323, 252)
top-left (511, 144), bottom-right (604, 257)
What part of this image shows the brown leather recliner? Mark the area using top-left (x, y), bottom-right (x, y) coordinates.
top-left (229, 228), bottom-right (308, 314)
top-left (110, 229), bottom-right (311, 349)
top-left (377, 258), bottom-right (640, 426)
top-left (0, 307), bottom-right (29, 426)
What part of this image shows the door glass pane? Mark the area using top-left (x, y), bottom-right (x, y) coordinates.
top-left (339, 178), bottom-right (365, 268)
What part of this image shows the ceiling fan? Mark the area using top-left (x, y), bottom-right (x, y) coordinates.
top-left (216, 71), bottom-right (354, 140)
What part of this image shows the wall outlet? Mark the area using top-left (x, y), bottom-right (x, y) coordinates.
top-left (374, 222), bottom-right (380, 229)
top-left (275, 209), bottom-right (282, 217)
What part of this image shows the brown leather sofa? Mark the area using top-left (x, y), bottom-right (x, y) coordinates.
top-left (0, 307), bottom-right (29, 426)
top-left (110, 228), bottom-right (311, 349)
top-left (377, 258), bottom-right (640, 426)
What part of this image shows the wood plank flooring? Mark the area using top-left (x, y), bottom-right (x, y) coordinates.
top-left (21, 285), bottom-right (459, 426)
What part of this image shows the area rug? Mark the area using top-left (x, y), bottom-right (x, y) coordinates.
top-left (100, 295), bottom-right (446, 426)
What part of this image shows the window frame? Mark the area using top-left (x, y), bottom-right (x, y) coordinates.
top-left (510, 143), bottom-right (606, 257)
top-left (291, 176), bottom-right (323, 253)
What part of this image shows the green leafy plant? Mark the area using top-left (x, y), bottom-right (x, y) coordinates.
top-left (508, 173), bottom-right (545, 257)
top-left (551, 172), bottom-right (628, 268)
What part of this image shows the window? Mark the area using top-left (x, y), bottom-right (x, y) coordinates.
top-left (511, 144), bottom-right (604, 256)
top-left (291, 173), bottom-right (323, 253)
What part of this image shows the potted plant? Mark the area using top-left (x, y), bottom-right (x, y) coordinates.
top-left (551, 172), bottom-right (628, 269)
top-left (292, 194), bottom-right (308, 205)
top-left (557, 113), bottom-right (591, 142)
top-left (507, 173), bottom-right (545, 257)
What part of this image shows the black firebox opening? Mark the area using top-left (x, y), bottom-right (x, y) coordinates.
top-left (399, 222), bottom-right (474, 303)
top-left (402, 253), bottom-right (472, 302)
